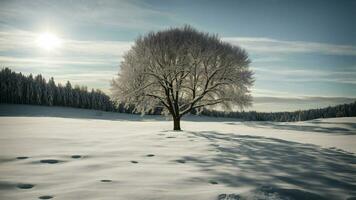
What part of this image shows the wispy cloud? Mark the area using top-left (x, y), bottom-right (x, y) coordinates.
top-left (54, 71), bottom-right (116, 84)
top-left (0, 29), bottom-right (132, 74)
top-left (0, 56), bottom-right (116, 67)
top-left (0, 0), bottom-right (173, 31)
top-left (251, 88), bottom-right (294, 98)
top-left (0, 30), bottom-right (36, 51)
top-left (0, 30), bottom-right (133, 57)
top-left (0, 29), bottom-right (130, 91)
top-left (248, 86), bottom-right (356, 111)
top-left (253, 67), bottom-right (356, 84)
top-left (254, 96), bottom-right (356, 104)
top-left (64, 40), bottom-right (133, 57)
top-left (249, 96), bottom-right (356, 112)
top-left (223, 37), bottom-right (356, 56)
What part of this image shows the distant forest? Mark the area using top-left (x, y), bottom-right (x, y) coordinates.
top-left (0, 68), bottom-right (116, 112)
top-left (1, 67), bottom-right (355, 122)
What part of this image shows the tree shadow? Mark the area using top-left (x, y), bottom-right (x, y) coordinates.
top-left (309, 119), bottom-right (356, 129)
top-left (235, 120), bottom-right (356, 135)
top-left (182, 131), bottom-right (356, 199)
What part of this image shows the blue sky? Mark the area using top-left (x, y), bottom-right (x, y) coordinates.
top-left (0, 0), bottom-right (355, 111)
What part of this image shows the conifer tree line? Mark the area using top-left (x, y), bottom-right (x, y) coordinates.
top-left (1, 67), bottom-right (355, 121)
top-left (199, 102), bottom-right (356, 122)
top-left (0, 67), bottom-right (115, 111)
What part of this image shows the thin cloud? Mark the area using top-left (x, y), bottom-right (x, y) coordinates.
top-left (0, 0), bottom-right (173, 31)
top-left (0, 30), bottom-right (36, 51)
top-left (253, 96), bottom-right (356, 104)
top-left (64, 40), bottom-right (133, 56)
top-left (0, 30), bottom-right (132, 72)
top-left (223, 37), bottom-right (356, 56)
top-left (0, 30), bottom-right (133, 57)
top-left (0, 56), bottom-right (115, 66)
top-left (55, 71), bottom-right (116, 83)
top-left (251, 88), bottom-right (294, 98)
top-left (253, 67), bottom-right (356, 84)
top-left (249, 96), bottom-right (356, 112)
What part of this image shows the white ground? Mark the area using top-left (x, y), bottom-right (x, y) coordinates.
top-left (0, 104), bottom-right (355, 200)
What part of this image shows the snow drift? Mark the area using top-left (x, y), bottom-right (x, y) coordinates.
top-left (0, 104), bottom-right (355, 200)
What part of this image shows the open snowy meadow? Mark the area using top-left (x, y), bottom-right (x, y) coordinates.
top-left (0, 104), bottom-right (355, 200)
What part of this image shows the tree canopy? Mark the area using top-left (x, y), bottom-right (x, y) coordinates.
top-left (111, 26), bottom-right (254, 130)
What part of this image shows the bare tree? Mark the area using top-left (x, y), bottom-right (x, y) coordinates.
top-left (111, 26), bottom-right (253, 130)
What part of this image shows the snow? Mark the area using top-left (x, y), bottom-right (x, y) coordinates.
top-left (0, 104), bottom-right (355, 200)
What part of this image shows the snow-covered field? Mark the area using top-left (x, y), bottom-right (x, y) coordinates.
top-left (0, 104), bottom-right (355, 200)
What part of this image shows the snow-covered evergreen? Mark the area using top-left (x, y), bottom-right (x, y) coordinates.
top-left (0, 68), bottom-right (114, 111)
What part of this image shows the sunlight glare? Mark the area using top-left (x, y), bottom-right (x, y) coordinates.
top-left (36, 32), bottom-right (62, 51)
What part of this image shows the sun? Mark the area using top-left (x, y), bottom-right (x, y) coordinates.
top-left (36, 32), bottom-right (62, 51)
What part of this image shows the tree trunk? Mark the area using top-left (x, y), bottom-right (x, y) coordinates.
top-left (173, 116), bottom-right (181, 131)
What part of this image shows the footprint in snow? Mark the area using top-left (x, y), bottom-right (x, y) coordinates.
top-left (71, 155), bottom-right (82, 159)
top-left (16, 156), bottom-right (29, 160)
top-left (17, 183), bottom-right (34, 189)
top-left (40, 159), bottom-right (61, 164)
top-left (38, 195), bottom-right (53, 199)
top-left (217, 194), bottom-right (240, 200)
top-left (209, 180), bottom-right (218, 185)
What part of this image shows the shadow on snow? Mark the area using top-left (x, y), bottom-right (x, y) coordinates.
top-left (228, 120), bottom-right (356, 135)
top-left (183, 131), bottom-right (356, 199)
